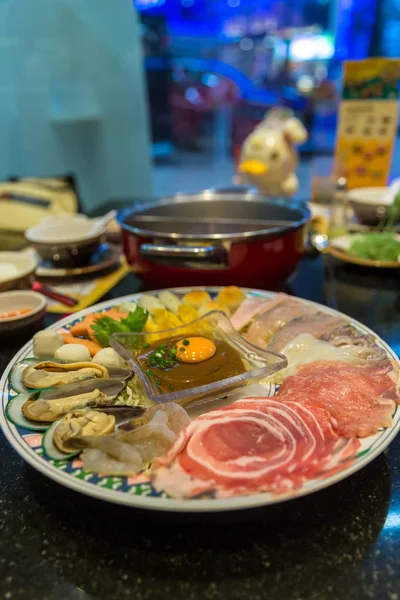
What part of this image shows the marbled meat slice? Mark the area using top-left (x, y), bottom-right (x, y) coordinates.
top-left (321, 324), bottom-right (388, 362)
top-left (230, 295), bottom-right (285, 332)
top-left (277, 360), bottom-right (398, 438)
top-left (267, 312), bottom-right (345, 353)
top-left (245, 297), bottom-right (317, 347)
top-left (152, 397), bottom-right (360, 499)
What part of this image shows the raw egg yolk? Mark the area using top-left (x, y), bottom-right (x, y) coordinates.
top-left (176, 337), bottom-right (216, 363)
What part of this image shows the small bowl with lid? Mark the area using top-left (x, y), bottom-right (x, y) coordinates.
top-left (111, 310), bottom-right (287, 407)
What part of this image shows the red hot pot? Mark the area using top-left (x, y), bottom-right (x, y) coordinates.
top-left (120, 188), bottom-right (311, 289)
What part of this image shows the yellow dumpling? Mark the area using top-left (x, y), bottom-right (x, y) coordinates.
top-left (143, 317), bottom-right (167, 343)
top-left (216, 286), bottom-right (245, 311)
top-left (178, 304), bottom-right (199, 324)
top-left (152, 308), bottom-right (182, 331)
top-left (182, 290), bottom-right (212, 308)
top-left (198, 301), bottom-right (230, 317)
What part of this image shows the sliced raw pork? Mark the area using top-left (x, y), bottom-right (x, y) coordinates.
top-left (152, 397), bottom-right (360, 499)
top-left (277, 360), bottom-right (398, 438)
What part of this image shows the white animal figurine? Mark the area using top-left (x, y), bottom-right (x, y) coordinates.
top-left (235, 111), bottom-right (308, 197)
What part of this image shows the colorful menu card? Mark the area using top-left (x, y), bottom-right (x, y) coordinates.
top-left (334, 58), bottom-right (400, 189)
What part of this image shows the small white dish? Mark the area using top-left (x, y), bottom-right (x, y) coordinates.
top-left (25, 218), bottom-right (107, 265)
top-left (0, 252), bottom-right (38, 292)
top-left (0, 290), bottom-right (46, 332)
top-left (348, 187), bottom-right (392, 224)
top-left (26, 221), bottom-right (103, 245)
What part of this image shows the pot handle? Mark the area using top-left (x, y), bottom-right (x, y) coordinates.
top-left (140, 244), bottom-right (228, 266)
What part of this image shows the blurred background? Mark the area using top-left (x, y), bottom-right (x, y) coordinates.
top-left (136, 0), bottom-right (398, 198)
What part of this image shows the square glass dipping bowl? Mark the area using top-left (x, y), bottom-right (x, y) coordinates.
top-left (111, 311), bottom-right (287, 406)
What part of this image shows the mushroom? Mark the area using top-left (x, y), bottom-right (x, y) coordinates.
top-left (33, 330), bottom-right (64, 358)
top-left (53, 409), bottom-right (116, 453)
top-left (22, 361), bottom-right (109, 389)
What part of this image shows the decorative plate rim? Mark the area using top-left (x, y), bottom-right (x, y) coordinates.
top-left (1, 286), bottom-right (399, 513)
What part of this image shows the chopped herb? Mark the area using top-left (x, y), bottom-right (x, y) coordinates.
top-left (180, 347), bottom-right (185, 352)
top-left (155, 379), bottom-right (162, 386)
top-left (168, 384), bottom-right (174, 390)
top-left (183, 339), bottom-right (190, 346)
top-left (146, 369), bottom-right (155, 377)
top-left (146, 341), bottom-right (180, 370)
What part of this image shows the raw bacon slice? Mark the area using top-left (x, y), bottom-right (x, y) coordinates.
top-left (246, 297), bottom-right (316, 347)
top-left (152, 398), bottom-right (360, 499)
top-left (267, 313), bottom-right (345, 353)
top-left (277, 360), bottom-right (398, 438)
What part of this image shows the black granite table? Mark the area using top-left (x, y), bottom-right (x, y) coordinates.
top-left (1, 256), bottom-right (400, 600)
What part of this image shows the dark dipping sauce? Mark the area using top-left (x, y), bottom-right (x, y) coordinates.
top-left (137, 336), bottom-right (245, 393)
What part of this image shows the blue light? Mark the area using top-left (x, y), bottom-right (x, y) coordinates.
top-left (134, 0), bottom-right (165, 8)
top-left (201, 73), bottom-right (220, 87)
top-left (384, 510), bottom-right (400, 530)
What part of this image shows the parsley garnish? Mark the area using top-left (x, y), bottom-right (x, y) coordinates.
top-left (91, 307), bottom-right (149, 347)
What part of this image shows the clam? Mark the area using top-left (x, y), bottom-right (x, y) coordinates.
top-left (20, 378), bottom-right (126, 424)
top-left (22, 361), bottom-right (109, 389)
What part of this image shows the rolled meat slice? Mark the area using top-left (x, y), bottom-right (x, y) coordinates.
top-left (152, 397), bottom-right (360, 499)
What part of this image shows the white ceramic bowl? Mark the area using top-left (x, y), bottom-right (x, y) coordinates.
top-left (348, 187), bottom-right (391, 224)
top-left (25, 220), bottom-right (105, 265)
top-left (0, 252), bottom-right (38, 292)
top-left (0, 291), bottom-right (46, 332)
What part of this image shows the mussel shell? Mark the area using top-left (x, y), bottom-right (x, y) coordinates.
top-left (22, 361), bottom-right (109, 390)
top-left (6, 392), bottom-right (48, 431)
top-left (105, 366), bottom-right (132, 381)
top-left (9, 357), bottom-right (64, 393)
top-left (42, 421), bottom-right (80, 460)
top-left (96, 405), bottom-right (146, 425)
top-left (38, 378), bottom-right (126, 402)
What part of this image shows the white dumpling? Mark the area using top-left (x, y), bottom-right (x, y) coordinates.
top-left (92, 348), bottom-right (125, 368)
top-left (117, 301), bottom-right (137, 314)
top-left (138, 295), bottom-right (164, 314)
top-left (33, 330), bottom-right (64, 358)
top-left (55, 344), bottom-right (91, 363)
top-left (158, 291), bottom-right (181, 314)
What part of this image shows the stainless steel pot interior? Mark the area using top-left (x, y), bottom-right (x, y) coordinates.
top-left (121, 189), bottom-right (310, 242)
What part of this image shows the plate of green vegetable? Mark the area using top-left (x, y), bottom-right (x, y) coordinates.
top-left (328, 232), bottom-right (400, 268)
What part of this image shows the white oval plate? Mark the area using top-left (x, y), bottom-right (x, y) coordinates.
top-left (1, 287), bottom-right (399, 513)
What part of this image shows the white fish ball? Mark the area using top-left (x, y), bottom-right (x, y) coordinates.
top-left (92, 347), bottom-right (125, 368)
top-left (55, 344), bottom-right (91, 363)
top-left (33, 330), bottom-right (64, 358)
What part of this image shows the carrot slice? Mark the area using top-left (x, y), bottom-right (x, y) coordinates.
top-left (70, 309), bottom-right (125, 341)
top-left (61, 333), bottom-right (102, 357)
